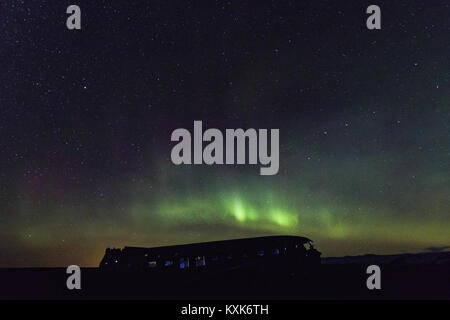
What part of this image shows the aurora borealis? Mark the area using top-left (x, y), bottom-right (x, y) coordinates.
top-left (0, 1), bottom-right (449, 267)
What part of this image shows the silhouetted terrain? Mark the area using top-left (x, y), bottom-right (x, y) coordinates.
top-left (322, 251), bottom-right (450, 266)
top-left (1, 251), bottom-right (449, 300)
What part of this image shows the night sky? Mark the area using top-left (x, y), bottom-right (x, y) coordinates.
top-left (0, 1), bottom-right (449, 267)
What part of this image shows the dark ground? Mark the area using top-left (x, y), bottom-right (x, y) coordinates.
top-left (1, 252), bottom-right (449, 300)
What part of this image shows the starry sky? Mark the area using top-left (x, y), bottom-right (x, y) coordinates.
top-left (0, 1), bottom-right (449, 267)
